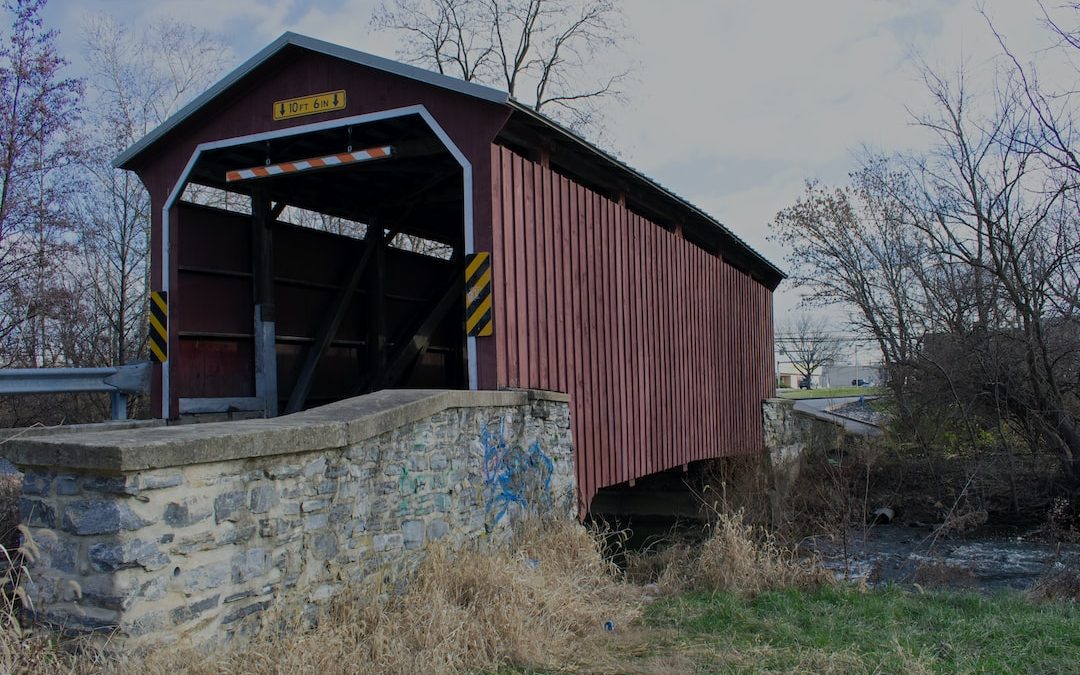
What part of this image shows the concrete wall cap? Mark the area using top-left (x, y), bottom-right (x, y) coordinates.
top-left (4, 389), bottom-right (563, 472)
top-left (520, 389), bottom-right (571, 403)
top-left (0, 419), bottom-right (165, 442)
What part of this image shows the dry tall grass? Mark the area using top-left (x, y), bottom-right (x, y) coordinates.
top-left (1029, 565), bottom-right (1080, 603)
top-left (0, 524), bottom-right (77, 675)
top-left (1, 518), bottom-right (640, 675)
top-left (628, 510), bottom-right (833, 597)
top-left (138, 518), bottom-right (639, 674)
top-left (0, 474), bottom-right (20, 550)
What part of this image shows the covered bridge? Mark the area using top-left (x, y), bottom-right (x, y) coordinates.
top-left (116, 33), bottom-right (784, 511)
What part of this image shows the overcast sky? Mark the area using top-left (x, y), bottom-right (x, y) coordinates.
top-left (41, 0), bottom-right (1076, 325)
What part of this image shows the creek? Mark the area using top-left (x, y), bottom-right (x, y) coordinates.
top-left (805, 524), bottom-right (1080, 592)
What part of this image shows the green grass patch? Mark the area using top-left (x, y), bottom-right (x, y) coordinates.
top-left (629, 586), bottom-right (1080, 673)
top-left (778, 386), bottom-right (883, 400)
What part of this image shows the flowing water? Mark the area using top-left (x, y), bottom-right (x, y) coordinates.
top-left (805, 524), bottom-right (1080, 592)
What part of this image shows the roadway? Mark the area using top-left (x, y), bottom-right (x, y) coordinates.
top-left (791, 395), bottom-right (884, 436)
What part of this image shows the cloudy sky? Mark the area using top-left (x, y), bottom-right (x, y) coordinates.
top-left (41, 0), bottom-right (1076, 322)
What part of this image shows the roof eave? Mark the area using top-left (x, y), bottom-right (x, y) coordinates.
top-left (113, 32), bottom-right (509, 170)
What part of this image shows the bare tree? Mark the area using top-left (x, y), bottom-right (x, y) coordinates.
top-left (772, 24), bottom-right (1080, 488)
top-left (0, 0), bottom-right (82, 367)
top-left (772, 156), bottom-right (947, 375)
top-left (372, 0), bottom-right (630, 132)
top-left (76, 14), bottom-right (230, 366)
top-left (776, 314), bottom-right (844, 389)
top-left (909, 65), bottom-right (1080, 487)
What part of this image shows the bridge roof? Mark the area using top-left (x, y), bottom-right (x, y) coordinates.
top-left (116, 32), bottom-right (783, 288)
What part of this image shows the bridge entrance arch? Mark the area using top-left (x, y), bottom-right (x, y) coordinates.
top-left (161, 109), bottom-right (473, 418)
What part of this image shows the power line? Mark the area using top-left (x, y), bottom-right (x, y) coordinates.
top-left (775, 336), bottom-right (878, 343)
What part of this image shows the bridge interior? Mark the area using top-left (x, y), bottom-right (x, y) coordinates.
top-left (174, 113), bottom-right (469, 416)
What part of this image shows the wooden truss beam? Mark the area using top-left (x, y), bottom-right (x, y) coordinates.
top-left (283, 226), bottom-right (395, 414)
top-left (355, 260), bottom-right (463, 394)
top-left (270, 201), bottom-right (287, 221)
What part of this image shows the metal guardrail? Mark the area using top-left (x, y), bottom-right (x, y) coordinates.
top-left (0, 362), bottom-right (152, 420)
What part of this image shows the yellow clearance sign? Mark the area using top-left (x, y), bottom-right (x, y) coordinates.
top-left (273, 90), bottom-right (346, 121)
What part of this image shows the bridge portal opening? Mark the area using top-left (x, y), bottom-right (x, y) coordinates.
top-left (171, 114), bottom-right (468, 417)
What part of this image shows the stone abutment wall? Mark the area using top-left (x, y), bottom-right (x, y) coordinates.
top-left (761, 398), bottom-right (846, 525)
top-left (8, 389), bottom-right (574, 648)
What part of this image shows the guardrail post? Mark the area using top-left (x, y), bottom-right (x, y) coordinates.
top-left (110, 391), bottom-right (128, 421)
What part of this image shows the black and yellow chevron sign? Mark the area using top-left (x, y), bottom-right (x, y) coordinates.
top-left (148, 291), bottom-right (168, 363)
top-left (465, 252), bottom-right (493, 337)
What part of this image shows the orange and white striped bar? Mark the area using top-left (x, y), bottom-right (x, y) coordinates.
top-left (225, 145), bottom-right (393, 183)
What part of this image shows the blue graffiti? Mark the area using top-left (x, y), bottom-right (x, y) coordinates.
top-left (480, 420), bottom-right (554, 527)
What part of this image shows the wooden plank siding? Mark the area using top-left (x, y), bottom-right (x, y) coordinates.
top-left (490, 145), bottom-right (775, 510)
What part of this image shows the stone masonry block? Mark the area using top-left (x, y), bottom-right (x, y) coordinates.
top-left (89, 539), bottom-right (169, 573)
top-left (83, 476), bottom-right (138, 495)
top-left (182, 561), bottom-right (231, 594)
top-left (268, 463), bottom-right (301, 479)
top-left (138, 472), bottom-right (185, 491)
top-left (126, 610), bottom-right (168, 638)
top-left (301, 498), bottom-right (330, 513)
top-left (217, 522), bottom-right (257, 547)
top-left (164, 500), bottom-right (211, 528)
top-left (249, 485), bottom-right (279, 514)
top-left (231, 548), bottom-right (271, 584)
top-left (170, 594), bottom-right (220, 625)
top-left (20, 498), bottom-right (55, 528)
top-left (325, 464), bottom-right (349, 479)
top-left (303, 457), bottom-right (327, 478)
top-left (22, 471), bottom-right (53, 496)
top-left (221, 600), bottom-right (270, 625)
top-left (224, 590), bottom-right (255, 604)
top-left (214, 490), bottom-right (247, 523)
top-left (62, 500), bottom-right (147, 535)
top-left (40, 608), bottom-right (119, 634)
top-left (311, 531), bottom-right (338, 560)
top-left (330, 502), bottom-right (352, 521)
top-left (31, 529), bottom-right (75, 574)
top-left (373, 533), bottom-right (403, 552)
top-left (426, 519), bottom-right (450, 541)
top-left (171, 531), bottom-right (214, 555)
top-left (54, 475), bottom-right (80, 496)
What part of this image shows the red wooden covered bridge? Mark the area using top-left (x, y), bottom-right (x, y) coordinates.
top-left (116, 33), bottom-right (784, 512)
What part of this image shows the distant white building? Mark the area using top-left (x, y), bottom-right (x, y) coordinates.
top-left (775, 361), bottom-right (824, 389)
top-left (821, 364), bottom-right (885, 388)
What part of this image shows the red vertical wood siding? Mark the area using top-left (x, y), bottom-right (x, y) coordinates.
top-left (490, 146), bottom-right (776, 510)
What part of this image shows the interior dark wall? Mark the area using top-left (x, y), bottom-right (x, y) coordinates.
top-left (176, 202), bottom-right (465, 409)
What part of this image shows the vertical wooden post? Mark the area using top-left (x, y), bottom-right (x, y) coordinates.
top-left (252, 189), bottom-right (278, 417)
top-left (365, 225), bottom-right (387, 389)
